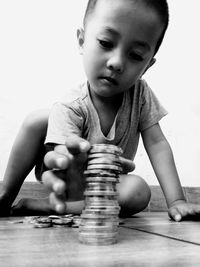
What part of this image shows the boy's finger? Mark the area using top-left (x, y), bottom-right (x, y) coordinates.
top-left (119, 157), bottom-right (135, 173)
top-left (168, 207), bottom-right (182, 222)
top-left (54, 144), bottom-right (70, 155)
top-left (49, 192), bottom-right (66, 214)
top-left (44, 151), bottom-right (72, 170)
top-left (193, 205), bottom-right (200, 215)
top-left (65, 136), bottom-right (91, 154)
top-left (42, 170), bottom-right (67, 195)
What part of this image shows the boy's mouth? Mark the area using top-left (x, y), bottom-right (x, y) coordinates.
top-left (100, 76), bottom-right (118, 86)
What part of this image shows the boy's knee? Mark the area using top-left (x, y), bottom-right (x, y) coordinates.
top-left (21, 110), bottom-right (48, 136)
top-left (117, 175), bottom-right (151, 217)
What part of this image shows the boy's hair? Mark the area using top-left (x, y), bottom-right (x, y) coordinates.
top-left (83, 0), bottom-right (169, 55)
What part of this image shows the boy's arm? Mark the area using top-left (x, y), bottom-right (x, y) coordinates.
top-left (141, 123), bottom-right (200, 221)
top-left (141, 123), bottom-right (185, 207)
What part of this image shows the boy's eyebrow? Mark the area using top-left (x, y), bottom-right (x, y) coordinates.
top-left (102, 27), bottom-right (150, 51)
top-left (103, 27), bottom-right (119, 37)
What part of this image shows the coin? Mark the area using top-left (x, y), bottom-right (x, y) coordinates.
top-left (84, 191), bottom-right (118, 196)
top-left (85, 196), bottom-right (118, 202)
top-left (48, 215), bottom-right (60, 220)
top-left (88, 153), bottom-right (120, 160)
top-left (86, 183), bottom-right (117, 191)
top-left (79, 235), bottom-right (117, 245)
top-left (36, 217), bottom-right (52, 224)
top-left (87, 158), bottom-right (121, 166)
top-left (64, 214), bottom-right (73, 218)
top-left (86, 176), bottom-right (119, 183)
top-left (24, 216), bottom-right (41, 224)
top-left (84, 169), bottom-right (119, 177)
top-left (90, 144), bottom-right (123, 155)
top-left (81, 213), bottom-right (119, 220)
top-left (87, 164), bottom-right (122, 172)
top-left (52, 218), bottom-right (72, 226)
top-left (34, 222), bottom-right (52, 228)
top-left (72, 215), bottom-right (81, 228)
top-left (84, 205), bottom-right (120, 210)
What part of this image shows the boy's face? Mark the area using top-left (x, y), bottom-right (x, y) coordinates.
top-left (78, 0), bottom-right (164, 98)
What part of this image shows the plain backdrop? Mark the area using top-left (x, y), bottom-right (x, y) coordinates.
top-left (0, 1), bottom-right (200, 186)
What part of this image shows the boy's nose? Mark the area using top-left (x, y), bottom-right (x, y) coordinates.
top-left (106, 50), bottom-right (124, 74)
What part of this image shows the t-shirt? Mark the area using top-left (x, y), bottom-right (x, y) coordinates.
top-left (45, 79), bottom-right (167, 160)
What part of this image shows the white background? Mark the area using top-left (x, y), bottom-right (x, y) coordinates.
top-left (0, 1), bottom-right (200, 186)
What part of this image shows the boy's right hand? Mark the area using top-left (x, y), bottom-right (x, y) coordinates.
top-left (42, 136), bottom-right (91, 214)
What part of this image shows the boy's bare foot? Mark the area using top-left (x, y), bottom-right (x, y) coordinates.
top-left (0, 197), bottom-right (12, 217)
top-left (11, 198), bottom-right (54, 216)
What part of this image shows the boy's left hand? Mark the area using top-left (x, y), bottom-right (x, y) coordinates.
top-left (168, 200), bottom-right (200, 222)
top-left (119, 157), bottom-right (135, 173)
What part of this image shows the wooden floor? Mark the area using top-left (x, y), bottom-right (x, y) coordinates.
top-left (0, 212), bottom-right (200, 266)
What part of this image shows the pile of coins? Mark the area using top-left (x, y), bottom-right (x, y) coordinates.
top-left (11, 214), bottom-right (81, 228)
top-left (79, 144), bottom-right (123, 245)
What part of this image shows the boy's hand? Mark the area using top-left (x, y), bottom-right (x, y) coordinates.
top-left (168, 200), bottom-right (200, 222)
top-left (42, 136), bottom-right (91, 214)
top-left (119, 157), bottom-right (135, 173)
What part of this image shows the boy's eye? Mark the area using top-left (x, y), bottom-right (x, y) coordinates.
top-left (129, 52), bottom-right (143, 61)
top-left (98, 39), bottom-right (113, 49)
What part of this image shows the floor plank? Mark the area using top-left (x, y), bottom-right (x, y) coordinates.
top-left (123, 212), bottom-right (200, 246)
top-left (0, 213), bottom-right (200, 266)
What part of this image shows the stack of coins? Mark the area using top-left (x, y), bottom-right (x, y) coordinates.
top-left (79, 144), bottom-right (123, 245)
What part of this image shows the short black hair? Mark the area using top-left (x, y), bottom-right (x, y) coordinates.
top-left (83, 0), bottom-right (169, 55)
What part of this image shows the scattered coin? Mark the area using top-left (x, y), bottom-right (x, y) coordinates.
top-left (33, 222), bottom-right (52, 228)
top-left (36, 217), bottom-right (52, 224)
top-left (64, 214), bottom-right (73, 218)
top-left (52, 218), bottom-right (72, 226)
top-left (48, 215), bottom-right (60, 219)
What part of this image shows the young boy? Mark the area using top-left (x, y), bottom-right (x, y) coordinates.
top-left (1, 0), bottom-right (200, 220)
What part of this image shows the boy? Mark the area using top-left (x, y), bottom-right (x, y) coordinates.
top-left (39, 0), bottom-right (200, 220)
top-left (1, 0), bottom-right (200, 220)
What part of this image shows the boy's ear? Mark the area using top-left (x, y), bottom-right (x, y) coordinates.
top-left (142, 57), bottom-right (156, 75)
top-left (77, 28), bottom-right (85, 54)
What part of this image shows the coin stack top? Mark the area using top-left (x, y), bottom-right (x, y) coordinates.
top-left (79, 144), bottom-right (123, 245)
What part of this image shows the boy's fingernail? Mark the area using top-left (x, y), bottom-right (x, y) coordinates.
top-left (175, 214), bottom-right (181, 222)
top-left (80, 142), bottom-right (89, 152)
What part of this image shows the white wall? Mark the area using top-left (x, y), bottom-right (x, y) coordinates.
top-left (0, 1), bottom-right (200, 186)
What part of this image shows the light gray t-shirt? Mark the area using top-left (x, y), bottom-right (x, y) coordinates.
top-left (45, 79), bottom-right (167, 160)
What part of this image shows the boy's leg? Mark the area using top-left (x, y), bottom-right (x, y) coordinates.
top-left (11, 198), bottom-right (53, 216)
top-left (11, 175), bottom-right (150, 217)
top-left (11, 198), bottom-right (85, 216)
top-left (0, 109), bottom-right (49, 215)
top-left (117, 174), bottom-right (151, 217)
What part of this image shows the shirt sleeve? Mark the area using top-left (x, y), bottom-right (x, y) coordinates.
top-left (139, 80), bottom-right (168, 131)
top-left (45, 101), bottom-right (84, 145)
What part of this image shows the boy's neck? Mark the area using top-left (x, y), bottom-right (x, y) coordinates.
top-left (88, 85), bottom-right (123, 113)
top-left (88, 84), bottom-right (124, 136)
